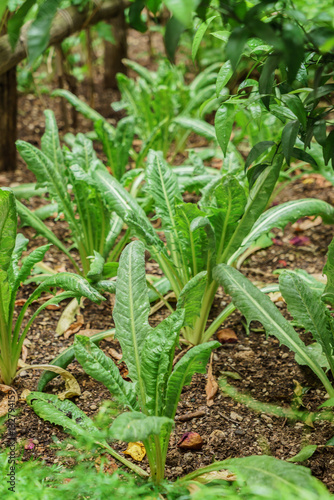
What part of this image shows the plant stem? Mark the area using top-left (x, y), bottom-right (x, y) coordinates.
top-left (96, 441), bottom-right (148, 478)
top-left (153, 435), bottom-right (164, 484)
top-left (189, 280), bottom-right (218, 345)
top-left (201, 302), bottom-right (236, 343)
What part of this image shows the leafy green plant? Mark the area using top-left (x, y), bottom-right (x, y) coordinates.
top-left (89, 149), bottom-right (334, 345)
top-left (15, 110), bottom-right (129, 276)
top-left (72, 240), bottom-right (219, 483)
top-left (0, 188), bottom-right (104, 385)
top-left (201, 1), bottom-right (334, 171)
top-left (54, 58), bottom-right (219, 162)
top-left (213, 235), bottom-right (334, 399)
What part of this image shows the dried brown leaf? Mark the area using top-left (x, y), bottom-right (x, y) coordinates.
top-left (206, 353), bottom-right (218, 407)
top-left (217, 328), bottom-right (238, 344)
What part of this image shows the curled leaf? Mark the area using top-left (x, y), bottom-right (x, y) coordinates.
top-left (217, 328), bottom-right (238, 344)
top-left (177, 432), bottom-right (204, 450)
top-left (56, 297), bottom-right (81, 336)
top-left (17, 364), bottom-right (81, 400)
top-left (20, 389), bottom-right (31, 402)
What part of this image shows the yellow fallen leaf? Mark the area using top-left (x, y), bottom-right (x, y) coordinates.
top-left (123, 442), bottom-right (146, 462)
top-left (20, 389), bottom-right (31, 402)
top-left (17, 364), bottom-right (81, 400)
top-left (268, 291), bottom-right (284, 303)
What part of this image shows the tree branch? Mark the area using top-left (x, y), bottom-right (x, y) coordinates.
top-left (0, 0), bottom-right (128, 76)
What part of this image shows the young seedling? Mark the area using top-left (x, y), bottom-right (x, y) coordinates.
top-left (0, 188), bottom-right (104, 385)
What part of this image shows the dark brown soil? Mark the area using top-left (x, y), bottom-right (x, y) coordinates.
top-left (1, 29), bottom-right (334, 493)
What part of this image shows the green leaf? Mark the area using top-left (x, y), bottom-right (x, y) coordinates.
top-left (16, 140), bottom-right (75, 229)
top-left (174, 116), bottom-right (216, 140)
top-left (192, 16), bottom-right (217, 61)
top-left (287, 445), bottom-right (318, 462)
top-left (33, 273), bottom-right (104, 304)
top-left (15, 200), bottom-right (75, 267)
top-left (165, 16), bottom-right (186, 61)
top-left (11, 183), bottom-right (47, 200)
top-left (291, 148), bottom-right (318, 167)
top-left (7, 0), bottom-right (35, 50)
top-left (226, 27), bottom-right (249, 70)
top-left (175, 203), bottom-right (209, 275)
top-left (27, 391), bottom-right (149, 477)
top-left (74, 336), bottom-right (138, 411)
top-left (95, 117), bottom-right (134, 180)
top-left (41, 110), bottom-right (65, 177)
top-left (91, 162), bottom-right (162, 252)
top-left (12, 244), bottom-right (51, 295)
top-left (223, 154), bottom-right (283, 263)
top-left (0, 189), bottom-right (17, 273)
top-left (27, 0), bottom-right (62, 64)
top-left (165, 341), bottom-right (220, 419)
top-left (282, 94), bottom-right (307, 130)
top-left (322, 237), bottom-right (334, 306)
top-left (37, 329), bottom-right (115, 391)
top-left (86, 251), bottom-right (105, 282)
top-left (27, 392), bottom-right (101, 440)
top-left (145, 151), bottom-right (181, 228)
top-left (109, 412), bottom-right (173, 442)
top-left (177, 272), bottom-right (207, 328)
top-left (280, 272), bottom-right (334, 374)
top-left (52, 90), bottom-right (112, 130)
top-left (164, 0), bottom-right (195, 27)
top-left (7, 233), bottom-right (29, 287)
top-left (216, 61), bottom-right (233, 97)
top-left (259, 55), bottom-right (279, 109)
top-left (282, 120), bottom-right (300, 166)
top-left (245, 141), bottom-right (275, 170)
top-left (141, 309), bottom-right (185, 416)
top-left (113, 241), bottom-right (151, 406)
top-left (209, 175), bottom-right (247, 260)
top-left (213, 264), bottom-right (334, 397)
top-left (295, 343), bottom-right (329, 371)
top-left (230, 198), bottom-right (334, 263)
top-left (215, 104), bottom-right (234, 155)
top-left (93, 280), bottom-right (116, 295)
top-left (183, 455), bottom-right (328, 495)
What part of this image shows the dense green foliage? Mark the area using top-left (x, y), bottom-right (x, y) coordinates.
top-left (0, 188), bottom-right (104, 385)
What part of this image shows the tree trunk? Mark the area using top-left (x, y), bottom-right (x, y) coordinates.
top-left (0, 66), bottom-right (17, 172)
top-left (103, 11), bottom-right (127, 89)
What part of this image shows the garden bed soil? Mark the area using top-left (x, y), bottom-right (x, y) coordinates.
top-left (1, 30), bottom-right (334, 491)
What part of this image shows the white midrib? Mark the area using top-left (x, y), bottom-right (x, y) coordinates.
top-left (228, 199), bottom-right (316, 264)
top-left (128, 246), bottom-right (146, 409)
top-left (156, 158), bottom-right (183, 272)
top-left (97, 171), bottom-right (130, 215)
